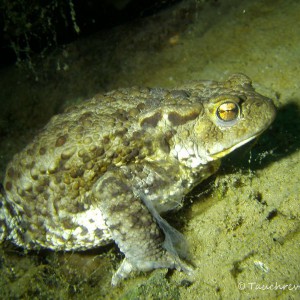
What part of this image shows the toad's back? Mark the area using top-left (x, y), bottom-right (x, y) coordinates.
top-left (0, 74), bottom-right (276, 285)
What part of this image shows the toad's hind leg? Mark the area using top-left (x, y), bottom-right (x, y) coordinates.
top-left (93, 171), bottom-right (192, 286)
top-left (0, 185), bottom-right (8, 243)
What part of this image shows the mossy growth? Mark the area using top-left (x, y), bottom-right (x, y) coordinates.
top-left (1, 0), bottom-right (79, 71)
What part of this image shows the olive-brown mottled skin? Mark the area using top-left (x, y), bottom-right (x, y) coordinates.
top-left (0, 74), bottom-right (276, 285)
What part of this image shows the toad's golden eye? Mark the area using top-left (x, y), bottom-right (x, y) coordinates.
top-left (216, 102), bottom-right (240, 122)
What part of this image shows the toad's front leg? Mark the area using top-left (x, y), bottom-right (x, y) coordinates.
top-left (92, 168), bottom-right (192, 285)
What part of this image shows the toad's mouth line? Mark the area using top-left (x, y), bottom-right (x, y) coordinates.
top-left (210, 132), bottom-right (263, 159)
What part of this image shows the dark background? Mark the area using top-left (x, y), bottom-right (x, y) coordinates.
top-left (0, 0), bottom-right (181, 68)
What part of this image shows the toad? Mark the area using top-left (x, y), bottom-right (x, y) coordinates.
top-left (0, 74), bottom-right (276, 285)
